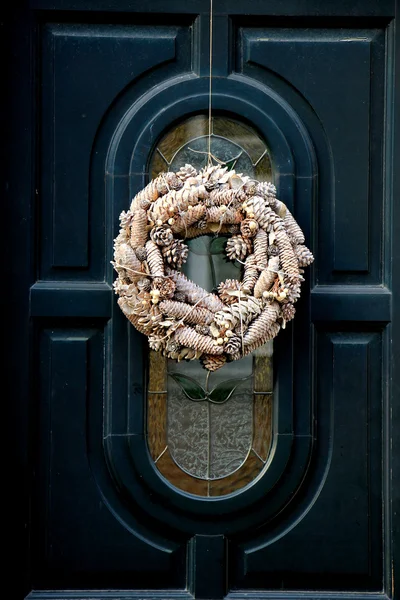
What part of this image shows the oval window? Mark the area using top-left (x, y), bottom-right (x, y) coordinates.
top-left (146, 115), bottom-right (275, 497)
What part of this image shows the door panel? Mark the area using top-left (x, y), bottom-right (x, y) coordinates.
top-left (6, 2), bottom-right (399, 599)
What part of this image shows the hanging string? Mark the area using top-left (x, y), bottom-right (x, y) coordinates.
top-left (207, 0), bottom-right (214, 166)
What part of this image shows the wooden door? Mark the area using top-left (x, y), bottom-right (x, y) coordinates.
top-left (6, 1), bottom-right (399, 599)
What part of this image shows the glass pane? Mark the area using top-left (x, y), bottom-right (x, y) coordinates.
top-left (146, 115), bottom-right (275, 497)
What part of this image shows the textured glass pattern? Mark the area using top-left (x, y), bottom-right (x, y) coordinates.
top-left (150, 115), bottom-right (272, 181)
top-left (146, 115), bottom-right (274, 496)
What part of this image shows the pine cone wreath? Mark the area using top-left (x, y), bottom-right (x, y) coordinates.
top-left (113, 164), bottom-right (313, 371)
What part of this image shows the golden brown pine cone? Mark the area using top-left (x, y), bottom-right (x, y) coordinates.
top-left (281, 303), bottom-right (296, 322)
top-left (201, 354), bottom-right (227, 371)
top-left (130, 208), bottom-right (148, 249)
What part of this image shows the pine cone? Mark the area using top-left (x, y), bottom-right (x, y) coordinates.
top-left (156, 172), bottom-right (183, 194)
top-left (170, 205), bottom-right (206, 234)
top-left (254, 256), bottom-right (280, 298)
top-left (167, 268), bottom-right (225, 313)
top-left (159, 300), bottom-right (214, 325)
top-left (242, 254), bottom-right (259, 293)
top-left (224, 335), bottom-right (242, 355)
top-left (174, 291), bottom-right (187, 303)
top-left (119, 210), bottom-right (134, 228)
top-left (174, 326), bottom-right (224, 355)
top-left (130, 208), bottom-right (148, 249)
top-left (195, 324), bottom-right (211, 336)
top-left (206, 206), bottom-right (242, 225)
top-left (218, 279), bottom-right (244, 305)
top-left (214, 295), bottom-right (262, 330)
top-left (148, 336), bottom-right (166, 352)
top-left (177, 164), bottom-right (197, 181)
top-left (283, 209), bottom-right (305, 244)
top-left (135, 246), bottom-right (147, 262)
top-left (295, 245), bottom-right (314, 267)
top-left (113, 242), bottom-right (143, 283)
top-left (152, 276), bottom-right (176, 300)
top-left (274, 224), bottom-right (299, 283)
top-left (150, 225), bottom-right (174, 246)
top-left (226, 235), bottom-right (250, 261)
top-left (201, 354), bottom-right (227, 371)
top-left (207, 188), bottom-right (238, 207)
top-left (145, 240), bottom-right (164, 276)
top-left (130, 180), bottom-right (159, 210)
top-left (240, 218), bottom-right (259, 239)
top-left (231, 321), bottom-right (281, 359)
top-left (281, 303), bottom-right (296, 322)
top-left (243, 302), bottom-right (280, 347)
top-left (245, 196), bottom-right (277, 231)
top-left (256, 181), bottom-right (277, 201)
top-left (253, 228), bottom-right (268, 268)
top-left (197, 218), bottom-right (208, 230)
top-left (137, 277), bottom-right (151, 292)
top-left (161, 240), bottom-right (189, 269)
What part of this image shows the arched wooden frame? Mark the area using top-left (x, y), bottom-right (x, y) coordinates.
top-left (147, 350), bottom-right (273, 497)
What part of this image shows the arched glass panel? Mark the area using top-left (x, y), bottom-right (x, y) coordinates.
top-left (146, 115), bottom-right (275, 497)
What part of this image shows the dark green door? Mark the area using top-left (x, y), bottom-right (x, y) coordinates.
top-left (6, 1), bottom-right (400, 599)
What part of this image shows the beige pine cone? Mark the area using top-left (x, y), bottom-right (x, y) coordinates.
top-left (240, 218), bottom-right (259, 239)
top-left (226, 235), bottom-right (251, 261)
top-left (170, 205), bottom-right (206, 234)
top-left (244, 196), bottom-right (277, 231)
top-left (206, 206), bottom-right (242, 225)
top-left (137, 278), bottom-right (151, 292)
top-left (156, 172), bottom-right (183, 194)
top-left (284, 209), bottom-right (305, 245)
top-left (242, 254), bottom-right (259, 293)
top-left (174, 326), bottom-right (224, 355)
top-left (177, 164), bottom-right (198, 180)
top-left (256, 181), bottom-right (277, 201)
top-left (217, 279), bottom-right (244, 305)
top-left (224, 335), bottom-right (242, 355)
top-left (253, 228), bottom-right (268, 268)
top-left (145, 240), bottom-right (164, 277)
top-left (214, 295), bottom-right (262, 330)
top-left (130, 180), bottom-right (159, 211)
top-left (159, 300), bottom-right (214, 325)
top-left (281, 303), bottom-right (296, 322)
top-left (242, 302), bottom-right (281, 347)
top-left (232, 321), bottom-right (281, 359)
top-left (295, 244), bottom-right (314, 267)
top-left (161, 239), bottom-right (189, 269)
top-left (113, 242), bottom-right (143, 283)
top-left (152, 277), bottom-right (176, 300)
top-left (254, 256), bottom-right (280, 298)
top-left (167, 268), bottom-right (225, 313)
top-left (207, 188), bottom-right (238, 207)
top-left (274, 224), bottom-right (299, 281)
top-left (150, 225), bottom-right (174, 246)
top-left (130, 208), bottom-right (148, 249)
top-left (201, 354), bottom-right (227, 371)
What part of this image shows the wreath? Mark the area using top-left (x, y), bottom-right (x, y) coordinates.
top-left (112, 164), bottom-right (314, 371)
